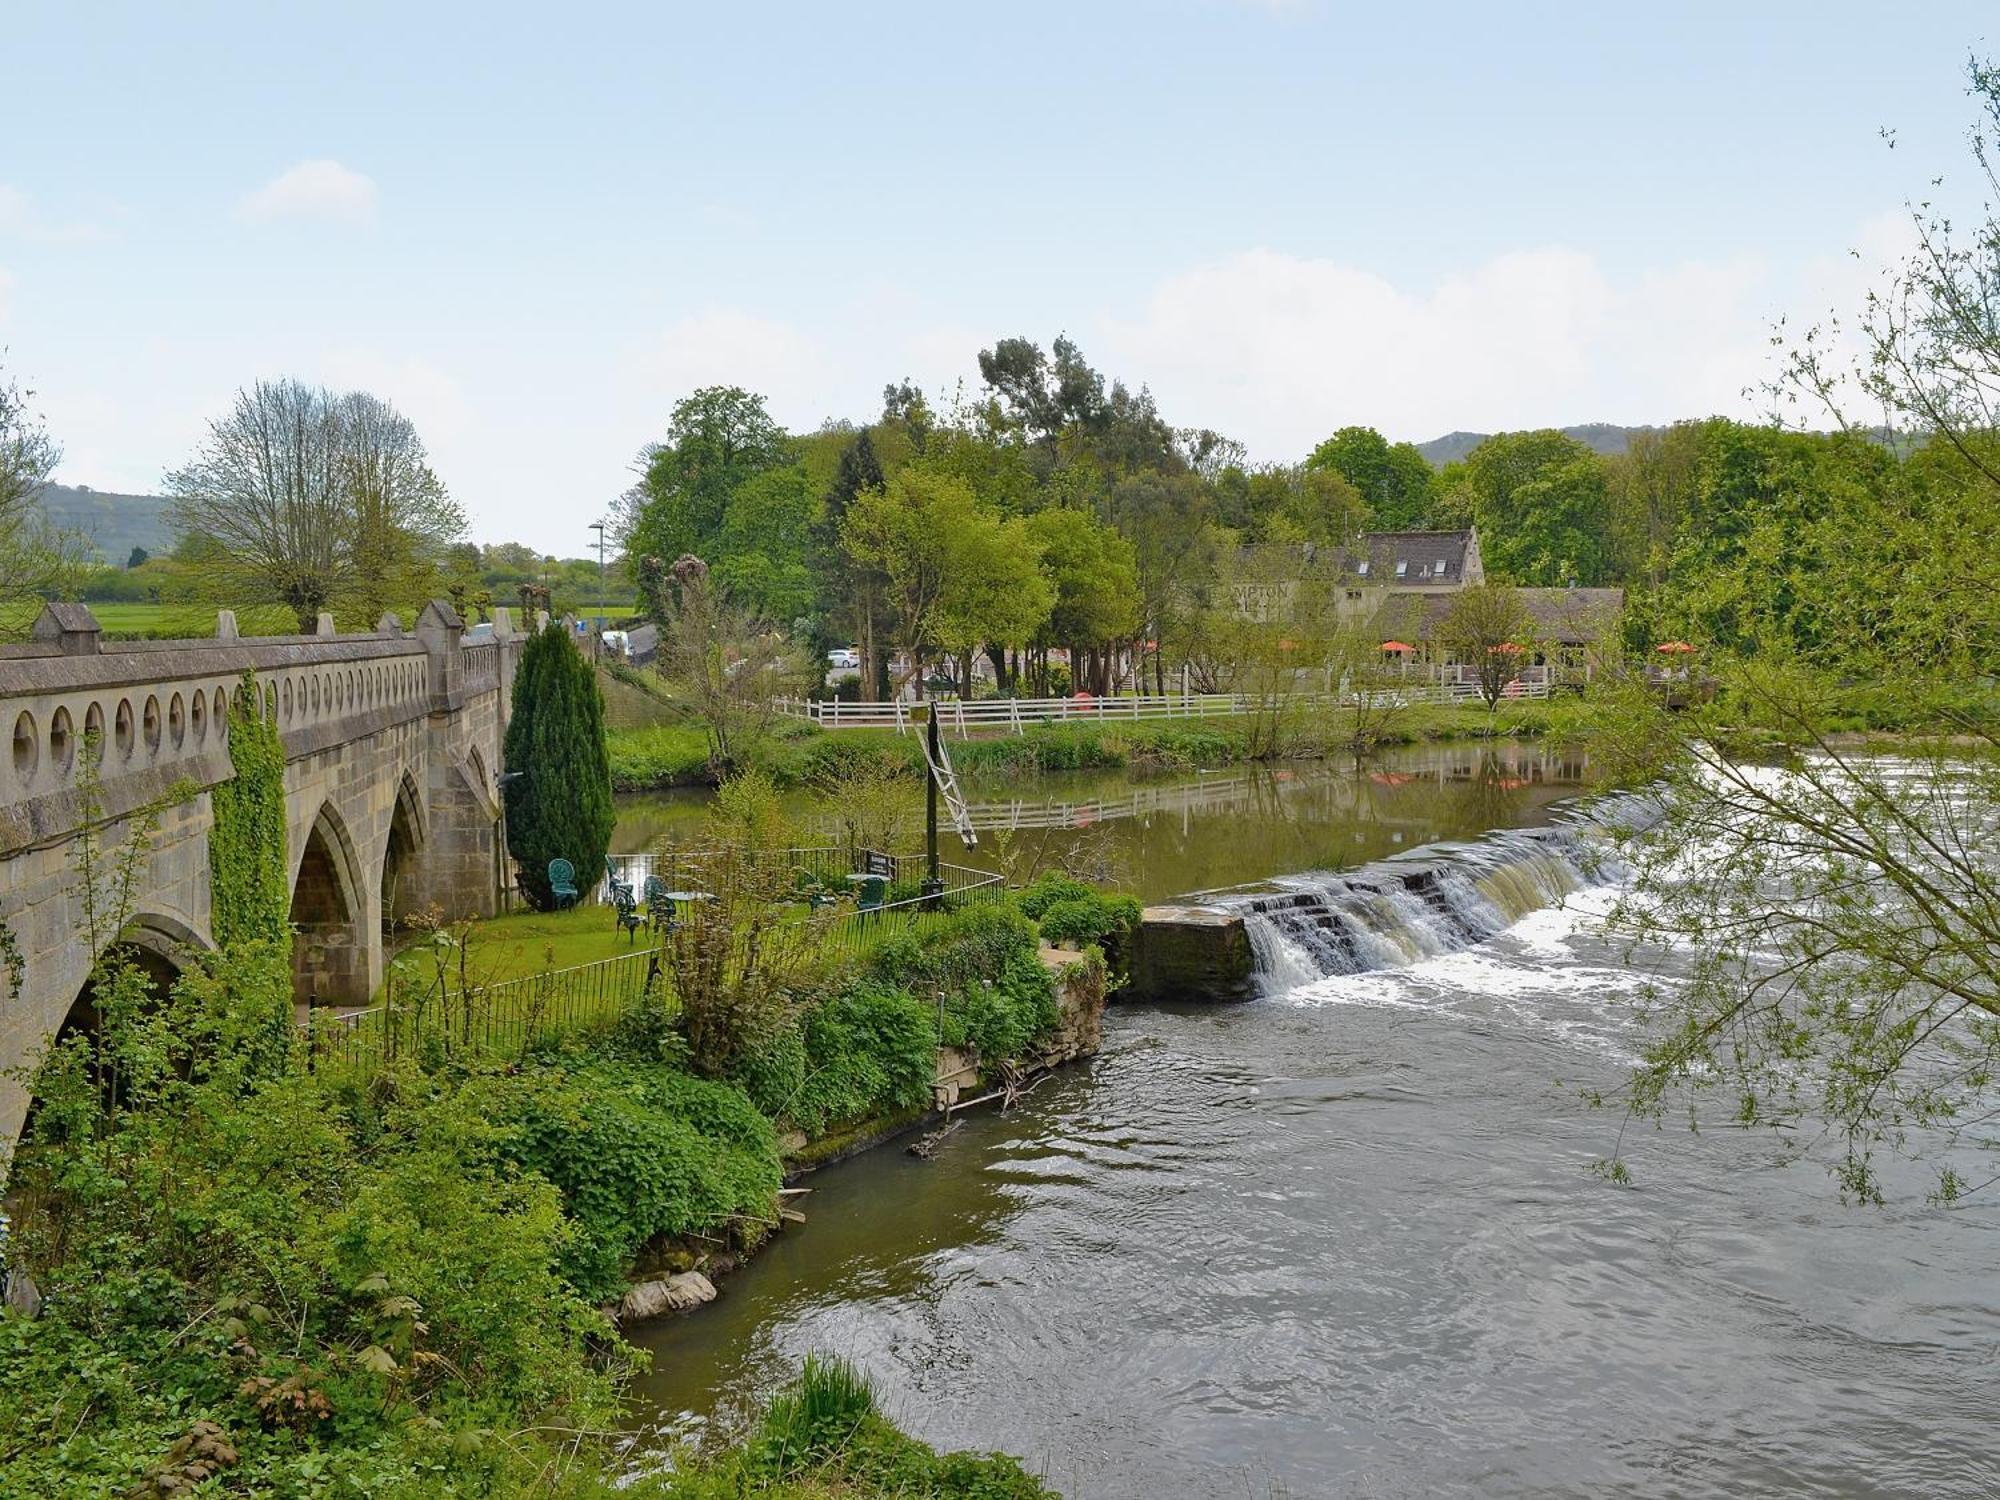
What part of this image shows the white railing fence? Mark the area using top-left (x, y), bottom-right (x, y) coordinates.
top-left (779, 679), bottom-right (1550, 735)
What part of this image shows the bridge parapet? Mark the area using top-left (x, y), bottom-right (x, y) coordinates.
top-left (0, 604), bottom-right (524, 860)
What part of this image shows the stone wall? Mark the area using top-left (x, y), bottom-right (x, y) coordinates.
top-left (0, 602), bottom-right (524, 1147)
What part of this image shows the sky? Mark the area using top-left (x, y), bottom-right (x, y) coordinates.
top-left (2, 2), bottom-right (1994, 553)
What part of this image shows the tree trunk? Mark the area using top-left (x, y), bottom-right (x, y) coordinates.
top-left (858, 588), bottom-right (877, 702)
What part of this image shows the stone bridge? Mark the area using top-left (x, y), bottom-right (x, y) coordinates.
top-left (0, 600), bottom-right (530, 1148)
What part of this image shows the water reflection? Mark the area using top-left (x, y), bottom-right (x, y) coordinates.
top-left (613, 745), bottom-right (1599, 905)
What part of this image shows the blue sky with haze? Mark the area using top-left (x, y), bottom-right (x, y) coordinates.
top-left (3, 2), bottom-right (1993, 552)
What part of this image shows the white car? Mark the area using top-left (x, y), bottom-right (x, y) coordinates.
top-left (827, 648), bottom-right (860, 670)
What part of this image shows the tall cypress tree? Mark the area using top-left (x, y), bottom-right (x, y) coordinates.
top-left (502, 624), bottom-right (616, 910)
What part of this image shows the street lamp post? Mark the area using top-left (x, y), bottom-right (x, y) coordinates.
top-left (588, 521), bottom-right (608, 643)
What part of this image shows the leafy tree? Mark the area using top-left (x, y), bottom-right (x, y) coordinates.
top-left (0, 360), bottom-right (82, 636)
top-left (648, 553), bottom-right (806, 772)
top-left (501, 622), bottom-right (615, 909)
top-left (1440, 582), bottom-right (1533, 710)
top-left (1025, 508), bottom-right (1139, 694)
top-left (125, 545), bottom-right (149, 569)
top-left (936, 512), bottom-right (1053, 692)
top-left (1247, 464), bottom-right (1368, 547)
top-left (1111, 471), bottom-right (1222, 693)
top-left (712, 463), bottom-right (819, 623)
top-left (622, 385), bottom-right (786, 563)
top-left (841, 468), bottom-right (979, 695)
top-left (1449, 430), bottom-right (1613, 586)
top-left (1306, 426), bottom-right (1438, 529)
top-left (814, 430), bottom-right (893, 694)
top-left (1596, 57), bottom-right (2000, 1202)
top-left (165, 380), bottom-right (464, 632)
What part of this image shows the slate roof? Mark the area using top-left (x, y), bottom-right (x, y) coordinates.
top-left (1247, 530), bottom-right (1482, 587)
top-left (1406, 587), bottom-right (1626, 645)
top-left (1330, 530), bottom-right (1478, 587)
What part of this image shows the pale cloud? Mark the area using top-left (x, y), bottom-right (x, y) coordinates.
top-left (317, 350), bottom-right (473, 445)
top-left (0, 265), bottom-right (13, 324)
top-left (0, 184), bottom-right (111, 243)
top-left (1094, 229), bottom-right (1913, 458)
top-left (637, 309), bottom-right (845, 430)
top-left (237, 160), bottom-right (379, 226)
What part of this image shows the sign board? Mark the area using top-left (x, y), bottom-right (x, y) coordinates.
top-left (861, 848), bottom-right (896, 879)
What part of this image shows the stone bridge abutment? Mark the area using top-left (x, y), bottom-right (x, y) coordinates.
top-left (0, 600), bottom-right (533, 1147)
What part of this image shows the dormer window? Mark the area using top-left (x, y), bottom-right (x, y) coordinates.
top-left (1435, 558), bottom-right (1448, 576)
top-left (1394, 560), bottom-right (1407, 578)
top-left (1357, 560), bottom-right (1369, 577)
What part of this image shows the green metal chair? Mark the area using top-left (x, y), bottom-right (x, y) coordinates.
top-left (792, 866), bottom-right (840, 912)
top-left (604, 855), bottom-right (634, 905)
top-left (547, 858), bottom-right (580, 909)
top-left (644, 874), bottom-right (676, 931)
top-left (854, 873), bottom-right (887, 920)
top-left (611, 885), bottom-right (644, 942)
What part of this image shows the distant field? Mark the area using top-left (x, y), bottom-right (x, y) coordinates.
top-left (84, 602), bottom-right (298, 639)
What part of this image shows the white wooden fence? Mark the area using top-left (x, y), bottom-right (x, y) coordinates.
top-left (779, 679), bottom-right (1549, 736)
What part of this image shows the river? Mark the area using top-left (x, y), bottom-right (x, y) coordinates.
top-left (612, 742), bottom-right (1597, 905)
top-left (622, 753), bottom-right (2000, 1499)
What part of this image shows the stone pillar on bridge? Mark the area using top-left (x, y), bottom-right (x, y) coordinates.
top-left (406, 601), bottom-right (505, 919)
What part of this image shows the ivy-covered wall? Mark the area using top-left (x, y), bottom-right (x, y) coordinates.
top-left (207, 672), bottom-right (290, 952)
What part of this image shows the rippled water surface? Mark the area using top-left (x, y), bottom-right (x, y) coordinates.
top-left (630, 800), bottom-right (1999, 1499)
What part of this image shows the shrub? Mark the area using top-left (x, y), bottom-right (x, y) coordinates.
top-left (479, 1058), bottom-right (782, 1303)
top-left (1035, 892), bottom-right (1141, 950)
top-left (503, 623), bottom-right (616, 908)
top-left (1018, 872), bottom-right (1095, 921)
top-left (785, 981), bottom-right (936, 1135)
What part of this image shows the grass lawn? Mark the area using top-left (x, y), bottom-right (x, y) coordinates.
top-left (382, 904), bottom-right (657, 996)
top-left (85, 601), bottom-right (298, 638)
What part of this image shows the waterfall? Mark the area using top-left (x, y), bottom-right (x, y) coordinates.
top-left (1218, 806), bottom-right (1631, 994)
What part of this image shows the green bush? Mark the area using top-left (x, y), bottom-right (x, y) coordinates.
top-left (503, 623), bottom-right (617, 908)
top-left (480, 1058), bottom-right (783, 1303)
top-left (1017, 872), bottom-right (1095, 920)
top-left (1, 956), bottom-right (620, 1497)
top-left (872, 903), bottom-right (1041, 989)
top-left (785, 981), bottom-right (937, 1135)
top-left (1035, 892), bottom-right (1141, 950)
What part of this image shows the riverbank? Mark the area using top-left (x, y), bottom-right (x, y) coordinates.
top-left (608, 698), bottom-right (1597, 792)
top-left (1, 889), bottom-right (1115, 1496)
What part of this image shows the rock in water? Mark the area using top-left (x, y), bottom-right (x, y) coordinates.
top-left (618, 1271), bottom-right (717, 1323)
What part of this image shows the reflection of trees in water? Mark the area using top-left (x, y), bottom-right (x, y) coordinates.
top-left (607, 749), bottom-right (1599, 897)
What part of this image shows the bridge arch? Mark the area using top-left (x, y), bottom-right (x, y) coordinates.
top-left (380, 768), bottom-right (427, 933)
top-left (46, 911), bottom-right (206, 1054)
top-left (290, 801), bottom-right (369, 1011)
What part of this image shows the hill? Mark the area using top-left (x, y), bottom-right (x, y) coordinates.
top-left (34, 482), bottom-right (173, 563)
top-left (1414, 423), bottom-right (1665, 468)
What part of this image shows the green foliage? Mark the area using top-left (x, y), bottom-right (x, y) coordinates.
top-left (479, 1058), bottom-right (783, 1302)
top-left (1019, 875), bottom-right (1138, 972)
top-left (607, 723), bottom-right (716, 789)
top-left (3, 950), bottom-right (617, 1497)
top-left (803, 980), bottom-right (938, 1129)
top-left (867, 905), bottom-right (1062, 1073)
top-left (627, 385), bottom-right (788, 564)
top-left (207, 672), bottom-right (290, 949)
top-left (504, 622), bottom-right (617, 908)
top-left (712, 464), bottom-right (822, 621)
top-left (1306, 425), bottom-right (1439, 530)
top-left (640, 1356), bottom-right (1054, 1499)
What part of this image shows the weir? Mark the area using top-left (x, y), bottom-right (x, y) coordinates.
top-left (1125, 803), bottom-right (1633, 1002)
